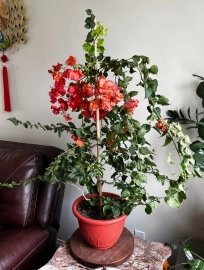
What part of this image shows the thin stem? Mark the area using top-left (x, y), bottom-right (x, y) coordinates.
top-left (94, 18), bottom-right (103, 213)
top-left (70, 183), bottom-right (90, 200)
top-left (183, 226), bottom-right (204, 244)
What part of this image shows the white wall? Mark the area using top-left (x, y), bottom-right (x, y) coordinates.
top-left (1, 0), bottom-right (204, 261)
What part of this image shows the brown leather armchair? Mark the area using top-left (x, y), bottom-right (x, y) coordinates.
top-left (0, 140), bottom-right (65, 270)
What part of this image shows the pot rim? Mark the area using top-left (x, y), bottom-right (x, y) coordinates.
top-left (72, 192), bottom-right (127, 225)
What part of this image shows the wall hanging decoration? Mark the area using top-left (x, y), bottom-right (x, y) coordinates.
top-left (0, 0), bottom-right (29, 112)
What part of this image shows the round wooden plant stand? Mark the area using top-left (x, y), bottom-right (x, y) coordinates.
top-left (70, 227), bottom-right (134, 268)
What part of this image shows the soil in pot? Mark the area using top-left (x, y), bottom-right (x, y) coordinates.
top-left (77, 199), bottom-right (122, 220)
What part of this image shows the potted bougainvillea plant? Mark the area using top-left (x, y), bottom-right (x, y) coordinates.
top-left (8, 9), bottom-right (202, 249)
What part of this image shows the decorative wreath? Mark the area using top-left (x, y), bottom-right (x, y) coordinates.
top-left (0, 0), bottom-right (29, 112)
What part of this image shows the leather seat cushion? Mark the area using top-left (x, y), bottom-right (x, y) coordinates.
top-left (0, 148), bottom-right (42, 227)
top-left (0, 226), bottom-right (56, 270)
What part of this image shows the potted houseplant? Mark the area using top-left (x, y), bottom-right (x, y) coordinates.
top-left (167, 75), bottom-right (204, 171)
top-left (8, 9), bottom-right (202, 250)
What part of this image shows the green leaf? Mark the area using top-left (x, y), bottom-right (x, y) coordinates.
top-left (125, 76), bottom-right (133, 83)
top-left (97, 46), bottom-right (105, 54)
top-left (167, 110), bottom-right (180, 119)
top-left (178, 191), bottom-right (187, 203)
top-left (157, 95), bottom-right (170, 105)
top-left (196, 81), bottom-right (204, 99)
top-left (198, 118), bottom-right (204, 140)
top-left (145, 87), bottom-right (153, 98)
top-left (193, 153), bottom-right (204, 163)
top-left (84, 23), bottom-right (91, 29)
top-left (123, 152), bottom-right (129, 160)
top-left (97, 38), bottom-right (104, 46)
top-left (164, 197), bottom-right (180, 208)
top-left (167, 152), bottom-right (174, 164)
top-left (187, 107), bottom-right (191, 120)
top-left (194, 166), bottom-right (203, 177)
top-left (82, 42), bottom-right (94, 54)
top-left (103, 205), bottom-right (112, 217)
top-left (68, 122), bottom-right (76, 128)
top-left (165, 189), bottom-right (177, 196)
top-left (149, 65), bottom-right (158, 74)
top-left (191, 259), bottom-right (204, 270)
top-left (138, 127), bottom-right (148, 138)
top-left (139, 147), bottom-right (150, 155)
top-left (137, 174), bottom-right (147, 183)
top-left (128, 91), bottom-right (138, 98)
top-left (129, 146), bottom-right (136, 156)
top-left (145, 204), bottom-right (152, 214)
top-left (156, 175), bottom-right (166, 185)
top-left (123, 206), bottom-right (132, 215)
top-left (163, 135), bottom-right (172, 147)
top-left (86, 9), bottom-right (92, 15)
top-left (144, 158), bottom-right (156, 167)
top-left (76, 128), bottom-right (83, 138)
top-left (111, 206), bottom-right (120, 217)
top-left (132, 55), bottom-right (140, 63)
top-left (147, 112), bottom-right (158, 121)
top-left (86, 31), bottom-right (94, 42)
top-left (121, 190), bottom-right (130, 198)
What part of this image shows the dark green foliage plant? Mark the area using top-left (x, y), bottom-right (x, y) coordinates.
top-left (167, 75), bottom-right (204, 171)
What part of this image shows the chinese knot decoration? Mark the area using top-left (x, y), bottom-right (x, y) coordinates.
top-left (0, 0), bottom-right (29, 112)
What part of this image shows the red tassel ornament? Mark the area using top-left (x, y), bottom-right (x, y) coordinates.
top-left (1, 52), bottom-right (11, 112)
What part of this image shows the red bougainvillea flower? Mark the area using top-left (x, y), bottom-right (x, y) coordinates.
top-left (155, 119), bottom-right (167, 132)
top-left (71, 134), bottom-right (78, 141)
top-left (67, 84), bottom-right (83, 97)
top-left (68, 96), bottom-right (83, 112)
top-left (53, 72), bottom-right (63, 82)
top-left (54, 77), bottom-right (66, 87)
top-left (89, 98), bottom-right (100, 111)
top-left (49, 88), bottom-right (58, 104)
top-left (81, 100), bottom-right (92, 119)
top-left (101, 96), bottom-right (112, 111)
top-left (124, 99), bottom-right (139, 115)
top-left (83, 83), bottom-right (94, 97)
top-left (64, 114), bottom-right (72, 121)
top-left (113, 91), bottom-right (124, 103)
top-left (57, 88), bottom-right (66, 97)
top-left (71, 134), bottom-right (85, 147)
top-left (92, 109), bottom-right (106, 121)
top-left (63, 69), bottom-right (84, 81)
top-left (81, 110), bottom-right (92, 119)
top-left (67, 85), bottom-right (76, 96)
top-left (76, 139), bottom-right (85, 147)
top-left (52, 63), bottom-right (62, 71)
top-left (58, 98), bottom-right (68, 111)
top-left (49, 62), bottom-right (127, 121)
top-left (51, 105), bottom-right (61, 115)
top-left (161, 126), bottom-right (167, 132)
top-left (94, 76), bottom-right (124, 112)
top-left (155, 119), bottom-right (163, 128)
top-left (65, 56), bottom-right (77, 66)
top-left (96, 76), bottom-right (121, 95)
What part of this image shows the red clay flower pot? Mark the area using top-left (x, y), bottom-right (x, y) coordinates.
top-left (72, 192), bottom-right (127, 250)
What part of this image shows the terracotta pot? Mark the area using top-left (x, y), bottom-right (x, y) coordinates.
top-left (72, 192), bottom-right (127, 250)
